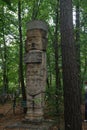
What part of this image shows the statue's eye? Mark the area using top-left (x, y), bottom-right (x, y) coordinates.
top-left (32, 43), bottom-right (35, 48)
top-left (29, 38), bottom-right (32, 42)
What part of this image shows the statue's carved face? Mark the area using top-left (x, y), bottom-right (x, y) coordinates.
top-left (26, 29), bottom-right (47, 52)
top-left (26, 36), bottom-right (41, 51)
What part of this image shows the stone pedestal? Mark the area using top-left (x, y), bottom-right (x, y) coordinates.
top-left (24, 20), bottom-right (48, 122)
top-left (4, 120), bottom-right (54, 130)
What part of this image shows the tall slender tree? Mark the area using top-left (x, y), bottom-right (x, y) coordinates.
top-left (2, 26), bottom-right (8, 94)
top-left (60, 0), bottom-right (82, 130)
top-left (1, 6), bottom-right (9, 94)
top-left (53, 1), bottom-right (62, 125)
top-left (18, 0), bottom-right (26, 113)
top-left (53, 0), bottom-right (59, 89)
top-left (75, 0), bottom-right (82, 102)
top-left (76, 0), bottom-right (80, 64)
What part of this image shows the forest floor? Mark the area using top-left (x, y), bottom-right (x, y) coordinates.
top-left (0, 102), bottom-right (86, 130)
top-left (0, 102), bottom-right (25, 130)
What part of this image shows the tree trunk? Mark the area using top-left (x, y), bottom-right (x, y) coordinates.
top-left (54, 0), bottom-right (59, 89)
top-left (2, 31), bottom-right (8, 94)
top-left (18, 0), bottom-right (26, 113)
top-left (2, 6), bottom-right (8, 94)
top-left (54, 0), bottom-right (59, 111)
top-left (47, 54), bottom-right (52, 87)
top-left (60, 0), bottom-right (82, 130)
top-left (75, 1), bottom-right (82, 102)
top-left (76, 0), bottom-right (80, 68)
top-left (53, 1), bottom-right (62, 127)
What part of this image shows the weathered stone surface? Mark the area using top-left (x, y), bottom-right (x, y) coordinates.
top-left (27, 20), bottom-right (48, 32)
top-left (24, 50), bottom-right (42, 63)
top-left (27, 29), bottom-right (47, 38)
top-left (25, 20), bottom-right (48, 122)
top-left (4, 120), bottom-right (54, 130)
top-left (26, 30), bottom-right (47, 51)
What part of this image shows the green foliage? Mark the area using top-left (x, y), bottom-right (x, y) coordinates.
top-left (1, 0), bottom-right (11, 6)
top-left (0, 1), bottom-right (87, 122)
top-left (45, 85), bottom-right (64, 120)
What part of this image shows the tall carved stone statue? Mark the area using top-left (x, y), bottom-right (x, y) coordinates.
top-left (24, 20), bottom-right (48, 122)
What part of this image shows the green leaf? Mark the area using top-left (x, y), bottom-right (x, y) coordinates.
top-left (1, 0), bottom-right (11, 6)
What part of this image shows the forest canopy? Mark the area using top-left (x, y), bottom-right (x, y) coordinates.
top-left (0, 0), bottom-right (87, 94)
top-left (0, 0), bottom-right (87, 130)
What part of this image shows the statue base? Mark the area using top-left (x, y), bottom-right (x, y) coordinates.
top-left (4, 120), bottom-right (55, 130)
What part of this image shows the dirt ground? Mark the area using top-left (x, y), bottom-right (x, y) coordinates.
top-left (0, 102), bottom-right (25, 130)
top-left (0, 103), bottom-right (87, 130)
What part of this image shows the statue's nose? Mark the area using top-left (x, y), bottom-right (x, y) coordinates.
top-left (31, 42), bottom-right (35, 49)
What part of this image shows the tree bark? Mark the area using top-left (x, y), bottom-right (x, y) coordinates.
top-left (2, 30), bottom-right (8, 94)
top-left (75, 1), bottom-right (82, 102)
top-left (18, 0), bottom-right (26, 113)
top-left (54, 0), bottom-right (59, 89)
top-left (54, 0), bottom-right (60, 116)
top-left (76, 1), bottom-right (80, 62)
top-left (2, 6), bottom-right (8, 94)
top-left (60, 0), bottom-right (82, 130)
